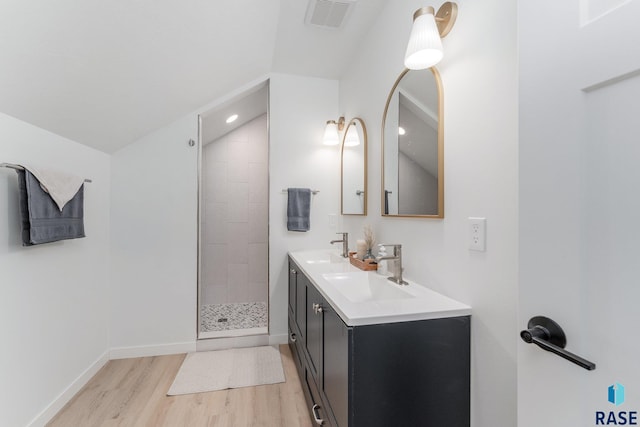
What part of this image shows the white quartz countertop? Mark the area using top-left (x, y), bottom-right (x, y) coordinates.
top-left (289, 249), bottom-right (471, 327)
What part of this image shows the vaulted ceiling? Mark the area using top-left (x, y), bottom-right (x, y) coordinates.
top-left (0, 0), bottom-right (388, 153)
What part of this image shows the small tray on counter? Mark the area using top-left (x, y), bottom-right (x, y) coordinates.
top-left (348, 251), bottom-right (378, 271)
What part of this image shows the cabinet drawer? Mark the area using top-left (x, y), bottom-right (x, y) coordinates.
top-left (305, 368), bottom-right (333, 427)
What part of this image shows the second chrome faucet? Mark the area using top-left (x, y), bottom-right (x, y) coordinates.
top-left (330, 232), bottom-right (349, 258)
top-left (376, 244), bottom-right (408, 285)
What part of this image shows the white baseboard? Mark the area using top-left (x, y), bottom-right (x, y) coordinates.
top-left (109, 341), bottom-right (197, 360)
top-left (269, 333), bottom-right (288, 345)
top-left (27, 350), bottom-right (110, 427)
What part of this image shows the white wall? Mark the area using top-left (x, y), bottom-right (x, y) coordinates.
top-left (338, 1), bottom-right (518, 426)
top-left (341, 138), bottom-right (366, 215)
top-left (110, 115), bottom-right (198, 356)
top-left (0, 112), bottom-right (111, 427)
top-left (269, 73), bottom-right (341, 338)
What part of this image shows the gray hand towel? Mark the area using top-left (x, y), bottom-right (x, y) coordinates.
top-left (287, 188), bottom-right (311, 232)
top-left (17, 169), bottom-right (85, 245)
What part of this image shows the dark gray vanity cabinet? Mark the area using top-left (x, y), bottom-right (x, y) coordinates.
top-left (287, 255), bottom-right (470, 427)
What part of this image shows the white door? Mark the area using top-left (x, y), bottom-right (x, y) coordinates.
top-left (519, 0), bottom-right (640, 426)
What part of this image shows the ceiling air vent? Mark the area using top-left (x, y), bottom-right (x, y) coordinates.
top-left (305, 0), bottom-right (357, 29)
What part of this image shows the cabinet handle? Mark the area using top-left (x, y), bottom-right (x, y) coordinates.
top-left (312, 303), bottom-right (324, 314)
top-left (290, 268), bottom-right (297, 274)
top-left (311, 404), bottom-right (324, 425)
top-left (290, 333), bottom-right (297, 342)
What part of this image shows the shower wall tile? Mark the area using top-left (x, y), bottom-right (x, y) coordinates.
top-left (202, 284), bottom-right (227, 306)
top-left (204, 202), bottom-right (227, 244)
top-left (206, 136), bottom-right (228, 162)
top-left (202, 244), bottom-right (228, 287)
top-left (248, 203), bottom-right (268, 243)
top-left (212, 285), bottom-right (228, 305)
top-left (205, 161), bottom-right (228, 202)
top-left (248, 115), bottom-right (268, 162)
top-left (227, 263), bottom-right (249, 303)
top-left (247, 281), bottom-right (268, 303)
top-left (228, 141), bottom-right (249, 183)
top-left (228, 124), bottom-right (249, 143)
top-left (227, 223), bottom-right (248, 263)
top-left (227, 182), bottom-right (249, 222)
top-left (202, 114), bottom-right (268, 308)
top-left (248, 162), bottom-right (268, 203)
top-left (248, 243), bottom-right (268, 283)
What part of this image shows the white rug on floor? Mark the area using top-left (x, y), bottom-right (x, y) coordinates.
top-left (167, 345), bottom-right (285, 396)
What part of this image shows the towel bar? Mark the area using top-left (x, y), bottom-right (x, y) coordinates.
top-left (281, 189), bottom-right (319, 195)
top-left (0, 163), bottom-right (93, 183)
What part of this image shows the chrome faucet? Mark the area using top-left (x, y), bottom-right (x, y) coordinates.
top-left (376, 244), bottom-right (408, 285)
top-left (330, 232), bottom-right (349, 258)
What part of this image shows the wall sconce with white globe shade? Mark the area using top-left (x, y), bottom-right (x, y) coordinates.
top-left (404, 2), bottom-right (458, 70)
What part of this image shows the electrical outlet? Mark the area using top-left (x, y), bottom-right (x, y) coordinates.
top-left (469, 217), bottom-right (486, 251)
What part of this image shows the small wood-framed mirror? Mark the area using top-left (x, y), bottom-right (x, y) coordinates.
top-left (382, 67), bottom-right (444, 218)
top-left (341, 118), bottom-right (367, 216)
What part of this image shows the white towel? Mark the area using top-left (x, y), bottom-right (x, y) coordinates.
top-left (22, 164), bottom-right (85, 211)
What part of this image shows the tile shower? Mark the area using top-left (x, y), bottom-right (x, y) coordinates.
top-left (200, 113), bottom-right (268, 338)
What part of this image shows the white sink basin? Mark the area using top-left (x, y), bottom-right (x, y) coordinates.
top-left (297, 250), bottom-right (347, 265)
top-left (321, 271), bottom-right (414, 303)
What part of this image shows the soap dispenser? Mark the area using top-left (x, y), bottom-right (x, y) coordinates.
top-left (377, 245), bottom-right (388, 275)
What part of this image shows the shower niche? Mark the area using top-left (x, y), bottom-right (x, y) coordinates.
top-left (198, 81), bottom-right (270, 339)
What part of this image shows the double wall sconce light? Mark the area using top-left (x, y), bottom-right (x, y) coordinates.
top-left (404, 1), bottom-right (458, 70)
top-left (323, 116), bottom-right (361, 147)
top-left (323, 116), bottom-right (344, 146)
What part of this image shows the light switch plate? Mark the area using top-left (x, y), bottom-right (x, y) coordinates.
top-left (469, 217), bottom-right (486, 251)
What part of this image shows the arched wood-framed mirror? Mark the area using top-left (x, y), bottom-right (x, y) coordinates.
top-left (341, 117), bottom-right (367, 215)
top-left (381, 67), bottom-right (444, 218)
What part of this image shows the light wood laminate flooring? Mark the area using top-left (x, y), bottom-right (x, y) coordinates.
top-left (47, 345), bottom-right (313, 427)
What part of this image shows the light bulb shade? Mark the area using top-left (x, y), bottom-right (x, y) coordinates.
top-left (323, 120), bottom-right (340, 145)
top-left (404, 9), bottom-right (444, 70)
top-left (343, 123), bottom-right (360, 147)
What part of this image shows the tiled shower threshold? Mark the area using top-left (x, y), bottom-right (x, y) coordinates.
top-left (199, 326), bottom-right (269, 339)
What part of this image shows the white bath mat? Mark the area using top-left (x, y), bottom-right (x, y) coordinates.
top-left (167, 345), bottom-right (285, 396)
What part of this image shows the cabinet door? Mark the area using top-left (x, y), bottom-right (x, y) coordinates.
top-left (288, 260), bottom-right (297, 317)
top-left (288, 317), bottom-right (303, 378)
top-left (305, 281), bottom-right (323, 382)
top-left (323, 305), bottom-right (350, 427)
top-left (295, 270), bottom-right (307, 342)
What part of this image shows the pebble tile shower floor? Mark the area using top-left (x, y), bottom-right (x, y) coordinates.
top-left (200, 302), bottom-right (268, 332)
